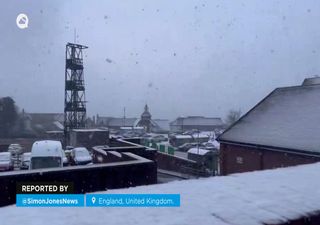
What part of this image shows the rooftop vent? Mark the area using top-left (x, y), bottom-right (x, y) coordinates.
top-left (302, 77), bottom-right (320, 86)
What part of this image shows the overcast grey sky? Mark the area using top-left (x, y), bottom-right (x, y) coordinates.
top-left (0, 0), bottom-right (319, 120)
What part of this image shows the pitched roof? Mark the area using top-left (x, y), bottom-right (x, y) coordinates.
top-left (109, 118), bottom-right (137, 127)
top-left (170, 116), bottom-right (224, 126)
top-left (28, 113), bottom-right (64, 123)
top-left (153, 119), bottom-right (170, 131)
top-left (97, 117), bottom-right (138, 127)
top-left (218, 83), bottom-right (320, 154)
top-left (28, 113), bottom-right (64, 131)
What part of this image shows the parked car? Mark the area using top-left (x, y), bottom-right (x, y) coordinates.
top-left (20, 152), bottom-right (31, 170)
top-left (0, 152), bottom-right (14, 171)
top-left (70, 147), bottom-right (92, 165)
top-left (29, 140), bottom-right (64, 170)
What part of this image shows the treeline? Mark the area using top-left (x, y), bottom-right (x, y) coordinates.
top-left (0, 96), bottom-right (32, 138)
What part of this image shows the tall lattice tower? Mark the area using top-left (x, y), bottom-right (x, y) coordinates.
top-left (64, 43), bottom-right (88, 142)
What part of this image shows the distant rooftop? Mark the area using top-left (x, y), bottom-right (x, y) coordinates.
top-left (97, 117), bottom-right (138, 127)
top-left (72, 128), bottom-right (108, 132)
top-left (26, 113), bottom-right (64, 132)
top-left (171, 116), bottom-right (224, 126)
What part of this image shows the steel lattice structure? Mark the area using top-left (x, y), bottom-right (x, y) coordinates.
top-left (64, 43), bottom-right (88, 142)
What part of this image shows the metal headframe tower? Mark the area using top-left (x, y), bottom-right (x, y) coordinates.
top-left (64, 42), bottom-right (88, 142)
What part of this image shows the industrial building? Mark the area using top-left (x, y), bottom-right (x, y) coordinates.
top-left (218, 78), bottom-right (320, 175)
top-left (170, 116), bottom-right (225, 132)
top-left (96, 116), bottom-right (138, 130)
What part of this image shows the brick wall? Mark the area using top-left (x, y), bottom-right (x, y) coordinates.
top-left (220, 143), bottom-right (320, 175)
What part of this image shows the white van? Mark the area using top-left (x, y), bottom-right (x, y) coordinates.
top-left (29, 140), bottom-right (64, 170)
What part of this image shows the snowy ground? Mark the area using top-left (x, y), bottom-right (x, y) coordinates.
top-left (2, 163), bottom-right (320, 225)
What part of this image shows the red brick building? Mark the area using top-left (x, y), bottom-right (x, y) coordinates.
top-left (218, 78), bottom-right (320, 175)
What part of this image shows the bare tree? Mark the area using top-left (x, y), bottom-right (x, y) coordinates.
top-left (0, 97), bottom-right (18, 137)
top-left (226, 109), bottom-right (241, 126)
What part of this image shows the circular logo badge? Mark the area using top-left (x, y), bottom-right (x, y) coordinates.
top-left (16, 13), bottom-right (29, 29)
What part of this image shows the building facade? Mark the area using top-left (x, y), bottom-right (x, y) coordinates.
top-left (170, 116), bottom-right (225, 132)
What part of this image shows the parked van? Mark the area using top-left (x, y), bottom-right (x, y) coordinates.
top-left (29, 140), bottom-right (64, 170)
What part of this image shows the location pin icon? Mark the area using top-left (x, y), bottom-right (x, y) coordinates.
top-left (92, 196), bottom-right (96, 204)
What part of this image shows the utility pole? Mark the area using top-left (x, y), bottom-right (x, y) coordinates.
top-left (123, 107), bottom-right (126, 127)
top-left (74, 28), bottom-right (77, 43)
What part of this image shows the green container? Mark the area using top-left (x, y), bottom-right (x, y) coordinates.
top-left (159, 145), bottom-right (165, 153)
top-left (151, 143), bottom-right (158, 150)
top-left (168, 146), bottom-right (174, 155)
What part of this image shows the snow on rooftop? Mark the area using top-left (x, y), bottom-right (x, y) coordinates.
top-left (107, 151), bottom-right (122, 158)
top-left (187, 147), bottom-right (211, 155)
top-left (174, 133), bottom-right (210, 139)
top-left (72, 128), bottom-right (107, 132)
top-left (2, 163), bottom-right (320, 225)
top-left (219, 84), bottom-right (320, 153)
top-left (53, 121), bottom-right (64, 130)
top-left (171, 116), bottom-right (224, 126)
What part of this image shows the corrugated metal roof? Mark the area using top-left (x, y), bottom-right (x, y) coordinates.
top-left (97, 117), bottom-right (138, 127)
top-left (108, 118), bottom-right (137, 127)
top-left (153, 119), bottom-right (170, 131)
top-left (170, 116), bottom-right (224, 126)
top-left (29, 113), bottom-right (64, 123)
top-left (28, 113), bottom-right (64, 131)
top-left (219, 84), bottom-right (320, 153)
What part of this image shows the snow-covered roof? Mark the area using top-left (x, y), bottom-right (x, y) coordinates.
top-left (53, 121), bottom-right (64, 130)
top-left (174, 133), bottom-right (211, 139)
top-left (97, 117), bottom-right (138, 127)
top-left (173, 134), bottom-right (190, 139)
top-left (171, 116), bottom-right (224, 126)
top-left (28, 113), bottom-right (64, 123)
top-left (187, 147), bottom-right (211, 155)
top-left (25, 113), bottom-right (64, 132)
top-left (31, 140), bottom-right (63, 157)
top-left (2, 163), bottom-right (320, 225)
top-left (72, 129), bottom-right (107, 132)
top-left (153, 119), bottom-right (170, 131)
top-left (120, 126), bottom-right (144, 130)
top-left (219, 84), bottom-right (320, 154)
top-left (111, 118), bottom-right (138, 127)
